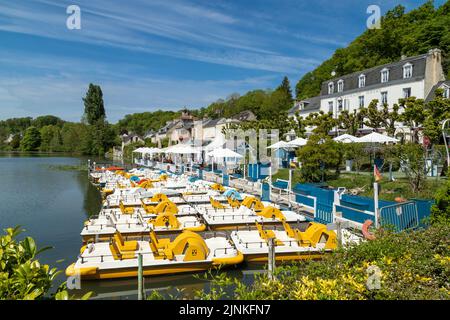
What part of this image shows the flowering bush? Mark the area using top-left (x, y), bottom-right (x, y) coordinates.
top-left (196, 222), bottom-right (449, 300)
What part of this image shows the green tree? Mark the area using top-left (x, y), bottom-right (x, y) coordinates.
top-left (289, 112), bottom-right (307, 138)
top-left (115, 110), bottom-right (178, 136)
top-left (398, 97), bottom-right (426, 142)
top-left (277, 76), bottom-right (293, 104)
top-left (0, 117), bottom-right (32, 135)
top-left (380, 103), bottom-right (400, 136)
top-left (297, 135), bottom-right (343, 182)
top-left (363, 100), bottom-right (384, 130)
top-left (82, 84), bottom-right (106, 125)
top-left (10, 134), bottom-right (21, 150)
top-left (32, 115), bottom-right (64, 129)
top-left (85, 120), bottom-right (116, 156)
top-left (342, 142), bottom-right (367, 173)
top-left (20, 126), bottom-right (41, 151)
top-left (39, 125), bottom-right (62, 152)
top-left (423, 88), bottom-right (450, 143)
top-left (337, 109), bottom-right (365, 136)
top-left (60, 122), bottom-right (89, 153)
top-left (305, 111), bottom-right (337, 136)
top-left (430, 171), bottom-right (450, 223)
top-left (398, 143), bottom-right (428, 193)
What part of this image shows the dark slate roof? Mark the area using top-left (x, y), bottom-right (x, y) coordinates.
top-left (158, 120), bottom-right (177, 133)
top-left (122, 134), bottom-right (143, 143)
top-left (289, 96), bottom-right (321, 115)
top-left (203, 118), bottom-right (224, 128)
top-left (425, 80), bottom-right (450, 102)
top-left (320, 53), bottom-right (428, 97)
top-left (231, 110), bottom-right (257, 121)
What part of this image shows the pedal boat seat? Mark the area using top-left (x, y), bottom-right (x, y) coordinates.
top-left (113, 232), bottom-right (138, 251)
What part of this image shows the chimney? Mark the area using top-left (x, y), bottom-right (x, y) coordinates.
top-left (424, 48), bottom-right (445, 98)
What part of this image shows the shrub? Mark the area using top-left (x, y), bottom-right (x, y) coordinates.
top-left (195, 222), bottom-right (450, 300)
top-left (297, 135), bottom-right (343, 182)
top-left (0, 227), bottom-right (91, 300)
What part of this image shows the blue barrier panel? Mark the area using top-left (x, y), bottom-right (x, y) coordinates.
top-left (309, 187), bottom-right (334, 205)
top-left (253, 164), bottom-right (258, 180)
top-left (340, 195), bottom-right (371, 211)
top-left (248, 164), bottom-right (254, 179)
top-left (341, 194), bottom-right (395, 212)
top-left (273, 179), bottom-right (288, 189)
top-left (293, 185), bottom-right (311, 196)
top-left (222, 174), bottom-right (230, 187)
top-left (411, 198), bottom-right (434, 226)
top-left (261, 182), bottom-right (271, 201)
top-left (259, 163), bottom-right (270, 179)
top-left (315, 203), bottom-right (333, 224)
top-left (335, 205), bottom-right (375, 224)
top-left (380, 202), bottom-right (418, 231)
top-left (295, 193), bottom-right (315, 208)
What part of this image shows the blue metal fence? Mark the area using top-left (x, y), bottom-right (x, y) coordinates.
top-left (294, 193), bottom-right (315, 208)
top-left (315, 202), bottom-right (333, 224)
top-left (261, 182), bottom-right (271, 201)
top-left (380, 202), bottom-right (419, 231)
top-left (335, 205), bottom-right (375, 224)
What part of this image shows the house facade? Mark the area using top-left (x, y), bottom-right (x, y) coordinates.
top-left (289, 49), bottom-right (447, 133)
top-left (121, 133), bottom-right (144, 152)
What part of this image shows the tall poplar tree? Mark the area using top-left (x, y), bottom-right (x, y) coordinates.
top-left (82, 84), bottom-right (105, 125)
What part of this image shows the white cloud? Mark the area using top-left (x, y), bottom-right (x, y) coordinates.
top-left (0, 51), bottom-right (279, 122)
top-left (0, 0), bottom-right (322, 73)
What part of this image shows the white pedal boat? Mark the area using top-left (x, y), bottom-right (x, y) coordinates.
top-left (199, 206), bottom-right (307, 230)
top-left (67, 231), bottom-right (244, 280)
top-left (230, 222), bottom-right (338, 262)
top-left (81, 211), bottom-right (206, 243)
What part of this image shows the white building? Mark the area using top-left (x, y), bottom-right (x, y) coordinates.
top-left (289, 49), bottom-right (447, 133)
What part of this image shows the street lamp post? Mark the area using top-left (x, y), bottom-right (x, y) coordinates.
top-left (442, 119), bottom-right (450, 173)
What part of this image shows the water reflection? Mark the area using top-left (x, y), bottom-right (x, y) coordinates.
top-left (76, 172), bottom-right (102, 218)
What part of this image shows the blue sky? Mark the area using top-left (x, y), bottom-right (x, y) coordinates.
top-left (0, 0), bottom-right (445, 123)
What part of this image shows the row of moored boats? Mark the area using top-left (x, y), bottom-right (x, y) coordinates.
top-left (66, 167), bottom-right (360, 280)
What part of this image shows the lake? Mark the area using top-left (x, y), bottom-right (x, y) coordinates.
top-left (0, 154), bottom-right (260, 299)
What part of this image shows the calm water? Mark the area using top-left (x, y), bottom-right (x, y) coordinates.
top-left (0, 154), bottom-right (260, 299)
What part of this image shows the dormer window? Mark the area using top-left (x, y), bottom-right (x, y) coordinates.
top-left (298, 102), bottom-right (305, 110)
top-left (444, 86), bottom-right (449, 99)
top-left (358, 74), bottom-right (366, 88)
top-left (328, 82), bottom-right (334, 94)
top-left (337, 80), bottom-right (344, 93)
top-left (381, 68), bottom-right (389, 83)
top-left (403, 63), bottom-right (413, 79)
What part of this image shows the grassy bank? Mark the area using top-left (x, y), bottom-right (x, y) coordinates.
top-left (272, 169), bottom-right (445, 201)
top-left (47, 164), bottom-right (88, 172)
